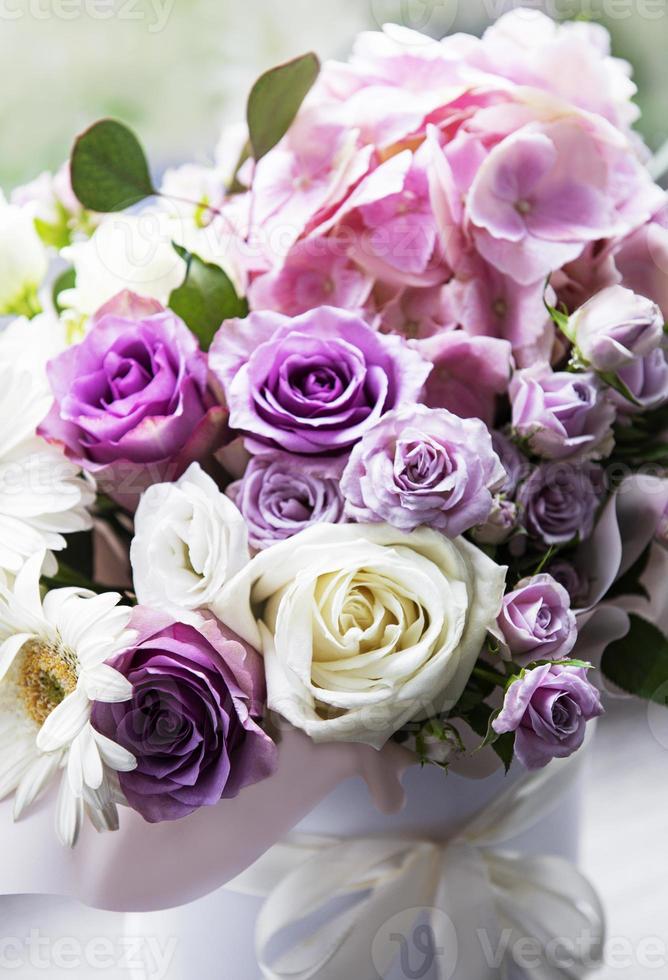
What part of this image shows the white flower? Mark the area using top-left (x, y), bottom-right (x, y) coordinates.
top-left (131, 463), bottom-right (249, 625)
top-left (59, 209), bottom-right (187, 316)
top-left (0, 346), bottom-right (94, 576)
top-left (0, 313), bottom-right (68, 384)
top-left (212, 523), bottom-right (506, 748)
top-left (0, 553), bottom-right (137, 846)
top-left (0, 194), bottom-right (48, 317)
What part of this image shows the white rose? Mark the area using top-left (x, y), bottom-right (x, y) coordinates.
top-left (131, 463), bottom-right (249, 625)
top-left (212, 523), bottom-right (506, 748)
top-left (60, 209), bottom-right (187, 316)
top-left (0, 196), bottom-right (48, 316)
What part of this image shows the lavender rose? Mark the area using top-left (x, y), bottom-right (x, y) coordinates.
top-left (209, 306), bottom-right (431, 455)
top-left (611, 348), bottom-right (668, 414)
top-left (39, 292), bottom-right (227, 506)
top-left (227, 453), bottom-right (347, 550)
top-left (496, 573), bottom-right (577, 664)
top-left (517, 462), bottom-right (604, 546)
top-left (547, 559), bottom-right (589, 608)
top-left (493, 664), bottom-right (603, 770)
top-left (91, 609), bottom-right (277, 822)
top-left (510, 367), bottom-right (615, 461)
top-left (340, 405), bottom-right (506, 536)
top-left (571, 285), bottom-right (664, 373)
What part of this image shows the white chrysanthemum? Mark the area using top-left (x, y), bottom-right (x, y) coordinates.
top-left (0, 356), bottom-right (94, 576)
top-left (0, 193), bottom-right (48, 317)
top-left (0, 553), bottom-right (137, 846)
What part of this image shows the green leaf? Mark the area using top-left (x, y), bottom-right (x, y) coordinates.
top-left (545, 300), bottom-right (572, 339)
top-left (597, 369), bottom-right (642, 408)
top-left (247, 53), bottom-right (320, 161)
top-left (70, 119), bottom-right (155, 212)
top-left (601, 614), bottom-right (668, 703)
top-left (491, 733), bottom-right (515, 773)
top-left (52, 267), bottom-right (76, 315)
top-left (168, 245), bottom-right (248, 351)
top-left (466, 702), bottom-right (514, 771)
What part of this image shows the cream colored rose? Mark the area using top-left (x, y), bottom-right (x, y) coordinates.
top-left (212, 523), bottom-right (506, 748)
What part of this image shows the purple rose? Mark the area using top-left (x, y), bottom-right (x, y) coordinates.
top-left (497, 573), bottom-right (577, 665)
top-left (39, 292), bottom-right (227, 507)
top-left (517, 462), bottom-right (604, 546)
top-left (611, 348), bottom-right (668, 415)
top-left (91, 609), bottom-right (277, 823)
top-left (209, 306), bottom-right (431, 455)
top-left (228, 453), bottom-right (347, 550)
top-left (510, 367), bottom-right (615, 461)
top-left (493, 664), bottom-right (603, 770)
top-left (340, 405), bottom-right (506, 536)
top-left (571, 285), bottom-right (664, 373)
top-left (548, 559), bottom-right (589, 608)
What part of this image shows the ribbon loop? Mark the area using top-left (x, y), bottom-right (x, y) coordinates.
top-left (227, 752), bottom-right (604, 980)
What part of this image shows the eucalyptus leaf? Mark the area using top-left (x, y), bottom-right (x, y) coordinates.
top-left (169, 245), bottom-right (248, 351)
top-left (247, 52), bottom-right (320, 161)
top-left (601, 614), bottom-right (668, 703)
top-left (52, 266), bottom-right (76, 315)
top-left (71, 119), bottom-right (155, 212)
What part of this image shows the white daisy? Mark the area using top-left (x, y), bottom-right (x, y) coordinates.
top-left (0, 552), bottom-right (137, 846)
top-left (0, 319), bottom-right (94, 575)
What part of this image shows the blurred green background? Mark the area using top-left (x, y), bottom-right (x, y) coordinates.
top-left (2, 0), bottom-right (667, 190)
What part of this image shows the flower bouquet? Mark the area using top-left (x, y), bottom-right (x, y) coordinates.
top-left (2, 7), bottom-right (668, 977)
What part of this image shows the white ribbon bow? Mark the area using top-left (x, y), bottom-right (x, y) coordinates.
top-left (227, 752), bottom-right (604, 980)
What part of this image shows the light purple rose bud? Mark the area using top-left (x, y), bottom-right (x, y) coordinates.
top-left (611, 347), bottom-right (668, 414)
top-left (340, 404), bottom-right (506, 536)
top-left (571, 285), bottom-right (664, 373)
top-left (493, 664), bottom-right (603, 770)
top-left (517, 462), bottom-right (604, 546)
top-left (227, 453), bottom-right (347, 550)
top-left (472, 497), bottom-right (518, 546)
top-left (547, 560), bottom-right (589, 608)
top-left (497, 573), bottom-right (577, 665)
top-left (209, 306), bottom-right (431, 456)
top-left (510, 367), bottom-right (615, 461)
top-left (38, 292), bottom-right (228, 508)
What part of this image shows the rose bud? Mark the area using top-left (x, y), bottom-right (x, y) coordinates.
top-left (571, 284), bottom-right (664, 373)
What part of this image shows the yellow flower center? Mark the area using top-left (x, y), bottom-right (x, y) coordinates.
top-left (18, 640), bottom-right (78, 727)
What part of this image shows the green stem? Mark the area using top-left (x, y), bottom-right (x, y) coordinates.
top-left (473, 665), bottom-right (507, 688)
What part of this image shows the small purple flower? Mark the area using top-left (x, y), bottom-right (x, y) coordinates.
top-left (571, 285), bottom-right (664, 373)
top-left (612, 348), bottom-right (668, 415)
top-left (548, 559), bottom-right (589, 608)
top-left (510, 367), bottom-right (615, 461)
top-left (209, 306), bottom-right (431, 456)
top-left (497, 573), bottom-right (577, 665)
top-left (493, 663), bottom-right (603, 770)
top-left (517, 462), bottom-right (604, 546)
top-left (340, 405), bottom-right (506, 536)
top-left (227, 453), bottom-right (347, 550)
top-left (472, 498), bottom-right (518, 546)
top-left (91, 609), bottom-right (277, 823)
top-left (39, 291), bottom-right (227, 507)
